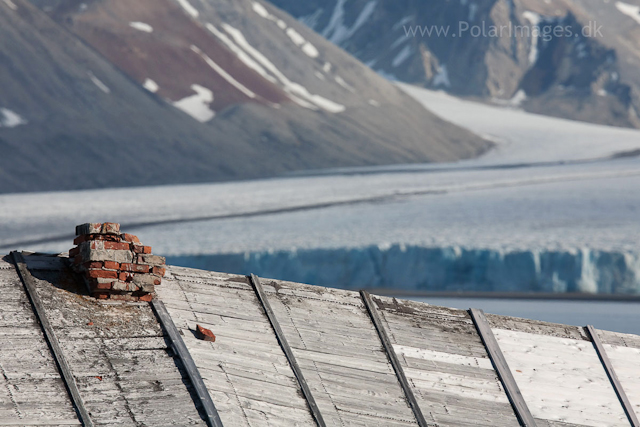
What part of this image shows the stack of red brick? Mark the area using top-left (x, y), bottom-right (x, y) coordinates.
top-left (69, 223), bottom-right (165, 301)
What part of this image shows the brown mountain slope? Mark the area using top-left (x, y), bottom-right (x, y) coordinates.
top-left (0, 0), bottom-right (490, 193)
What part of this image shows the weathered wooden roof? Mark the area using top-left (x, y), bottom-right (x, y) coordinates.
top-left (1, 253), bottom-right (639, 427)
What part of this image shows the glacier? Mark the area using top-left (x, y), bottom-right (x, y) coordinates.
top-left (168, 245), bottom-right (640, 295)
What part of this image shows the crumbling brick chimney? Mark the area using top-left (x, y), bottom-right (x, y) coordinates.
top-left (69, 223), bottom-right (165, 301)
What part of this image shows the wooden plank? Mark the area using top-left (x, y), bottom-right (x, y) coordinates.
top-left (150, 298), bottom-right (224, 427)
top-left (10, 251), bottom-right (92, 427)
top-left (486, 313), bottom-right (588, 341)
top-left (599, 330), bottom-right (640, 349)
top-left (493, 327), bottom-right (628, 426)
top-left (469, 308), bottom-right (536, 427)
top-left (360, 290), bottom-right (428, 427)
top-left (249, 274), bottom-right (326, 427)
top-left (586, 325), bottom-right (640, 427)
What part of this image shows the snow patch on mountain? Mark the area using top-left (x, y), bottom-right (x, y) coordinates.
top-left (299, 9), bottom-right (323, 29)
top-left (129, 21), bottom-right (153, 33)
top-left (286, 27), bottom-right (305, 46)
top-left (390, 34), bottom-right (408, 50)
top-left (468, 3), bottom-right (478, 21)
top-left (210, 23), bottom-right (344, 112)
top-left (392, 15), bottom-right (414, 31)
top-left (522, 11), bottom-right (541, 65)
top-left (432, 65), bottom-right (451, 87)
top-left (335, 76), bottom-right (355, 92)
top-left (392, 45), bottom-right (413, 67)
top-left (175, 0), bottom-right (198, 18)
top-left (143, 78), bottom-right (159, 93)
top-left (252, 3), bottom-right (320, 59)
top-left (206, 23), bottom-right (277, 84)
top-left (0, 108), bottom-right (26, 128)
top-left (191, 45), bottom-right (256, 99)
top-left (509, 89), bottom-right (527, 107)
top-left (285, 28), bottom-right (320, 57)
top-left (493, 89), bottom-right (527, 108)
top-left (88, 72), bottom-right (110, 93)
top-left (616, 2), bottom-right (640, 25)
top-left (172, 84), bottom-right (215, 122)
top-left (252, 1), bottom-right (271, 19)
top-left (3, 0), bottom-right (17, 10)
top-left (301, 42), bottom-right (319, 58)
top-left (322, 0), bottom-right (377, 45)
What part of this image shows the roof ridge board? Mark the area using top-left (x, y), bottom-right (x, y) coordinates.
top-left (248, 274), bottom-right (327, 427)
top-left (150, 299), bottom-right (224, 427)
top-left (360, 290), bottom-right (429, 427)
top-left (586, 325), bottom-right (640, 427)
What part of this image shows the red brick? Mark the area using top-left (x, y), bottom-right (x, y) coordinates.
top-left (69, 246), bottom-right (80, 258)
top-left (93, 281), bottom-right (113, 290)
top-left (151, 266), bottom-right (166, 276)
top-left (119, 272), bottom-right (133, 282)
top-left (120, 263), bottom-right (150, 273)
top-left (86, 269), bottom-right (118, 279)
top-left (132, 245), bottom-right (152, 254)
top-left (195, 325), bottom-right (216, 342)
top-left (83, 261), bottom-right (103, 270)
top-left (134, 264), bottom-right (150, 273)
top-left (94, 292), bottom-right (109, 299)
top-left (103, 260), bottom-right (120, 270)
top-left (104, 241), bottom-right (130, 251)
top-left (121, 233), bottom-right (140, 244)
top-left (73, 235), bottom-right (88, 245)
top-left (138, 294), bottom-right (153, 302)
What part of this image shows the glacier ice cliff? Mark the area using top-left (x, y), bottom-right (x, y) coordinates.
top-left (168, 245), bottom-right (640, 294)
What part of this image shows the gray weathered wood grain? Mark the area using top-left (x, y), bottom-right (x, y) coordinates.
top-left (156, 268), bottom-right (317, 426)
top-left (0, 264), bottom-right (81, 426)
top-left (25, 260), bottom-right (208, 427)
top-left (373, 295), bottom-right (520, 427)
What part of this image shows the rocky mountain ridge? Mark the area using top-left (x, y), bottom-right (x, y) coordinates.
top-left (270, 0), bottom-right (640, 128)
